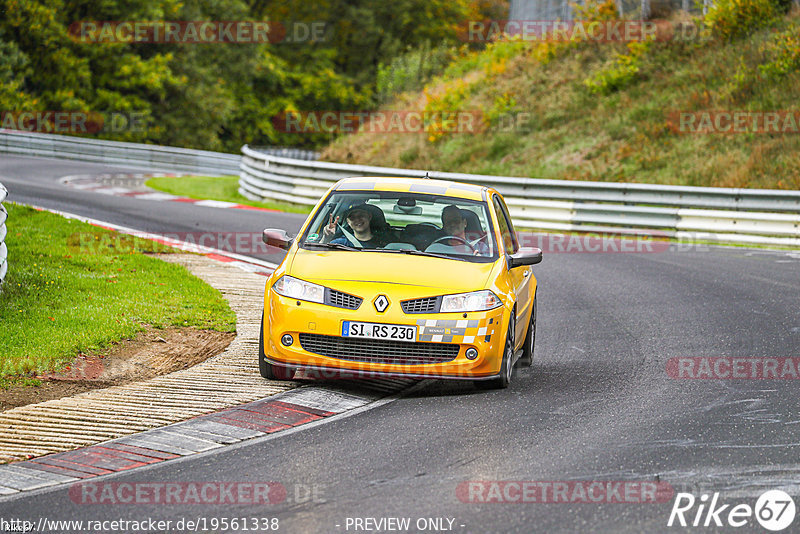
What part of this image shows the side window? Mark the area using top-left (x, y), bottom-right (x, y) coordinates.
top-left (492, 195), bottom-right (518, 255)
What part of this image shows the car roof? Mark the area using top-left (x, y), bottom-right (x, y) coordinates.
top-left (333, 176), bottom-right (488, 202)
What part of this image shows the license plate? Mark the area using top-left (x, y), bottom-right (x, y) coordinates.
top-left (341, 321), bottom-right (417, 342)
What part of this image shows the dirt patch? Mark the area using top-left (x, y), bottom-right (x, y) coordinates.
top-left (0, 327), bottom-right (235, 412)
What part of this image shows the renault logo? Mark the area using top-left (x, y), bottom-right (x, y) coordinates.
top-left (373, 295), bottom-right (389, 313)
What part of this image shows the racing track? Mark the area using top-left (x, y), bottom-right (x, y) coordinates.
top-left (2, 155), bottom-right (800, 533)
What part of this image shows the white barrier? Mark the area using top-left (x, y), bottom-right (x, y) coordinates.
top-left (0, 131), bottom-right (316, 175)
top-left (239, 145), bottom-right (800, 246)
top-left (0, 182), bottom-right (8, 285)
top-left (1, 130), bottom-right (796, 247)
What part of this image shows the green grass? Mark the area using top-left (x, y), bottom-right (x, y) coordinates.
top-left (145, 175), bottom-right (311, 214)
top-left (0, 204), bottom-right (237, 386)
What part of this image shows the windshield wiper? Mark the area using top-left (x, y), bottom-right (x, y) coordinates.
top-left (371, 248), bottom-right (466, 261)
top-left (304, 242), bottom-right (360, 251)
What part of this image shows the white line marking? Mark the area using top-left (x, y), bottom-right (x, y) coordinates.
top-left (194, 199), bottom-right (240, 208)
top-left (0, 381), bottom-right (430, 502)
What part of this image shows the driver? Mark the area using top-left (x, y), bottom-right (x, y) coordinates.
top-left (321, 203), bottom-right (387, 248)
top-left (441, 205), bottom-right (489, 256)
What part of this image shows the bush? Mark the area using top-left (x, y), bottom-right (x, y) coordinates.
top-left (486, 92), bottom-right (518, 127)
top-left (571, 0), bottom-right (619, 22)
top-left (376, 42), bottom-right (460, 103)
top-left (758, 27), bottom-right (800, 78)
top-left (422, 79), bottom-right (475, 142)
top-left (705, 0), bottom-right (780, 41)
top-left (584, 41), bottom-right (652, 95)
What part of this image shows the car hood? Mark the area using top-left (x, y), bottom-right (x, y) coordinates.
top-left (289, 248), bottom-right (495, 291)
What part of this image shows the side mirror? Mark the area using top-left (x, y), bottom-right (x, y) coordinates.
top-left (508, 247), bottom-right (542, 269)
top-left (262, 228), bottom-right (294, 250)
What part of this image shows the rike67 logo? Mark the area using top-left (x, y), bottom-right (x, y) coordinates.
top-left (668, 490), bottom-right (796, 531)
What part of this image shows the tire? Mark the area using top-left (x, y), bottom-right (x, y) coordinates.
top-left (475, 313), bottom-right (514, 390)
top-left (258, 312), bottom-right (295, 381)
top-left (518, 294), bottom-right (537, 368)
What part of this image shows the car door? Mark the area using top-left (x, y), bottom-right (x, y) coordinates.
top-left (491, 194), bottom-right (532, 348)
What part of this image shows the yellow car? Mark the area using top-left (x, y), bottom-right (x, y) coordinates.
top-left (259, 177), bottom-right (542, 389)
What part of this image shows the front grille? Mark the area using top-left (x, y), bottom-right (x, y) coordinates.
top-left (325, 289), bottom-right (362, 310)
top-left (401, 296), bottom-right (440, 314)
top-left (299, 333), bottom-right (459, 365)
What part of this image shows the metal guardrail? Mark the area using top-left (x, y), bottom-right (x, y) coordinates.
top-left (249, 146), bottom-right (319, 161)
top-left (0, 131), bottom-right (247, 175)
top-left (239, 145), bottom-right (800, 246)
top-left (0, 131), bottom-right (795, 247)
top-left (0, 131), bottom-right (318, 175)
top-left (0, 182), bottom-right (8, 285)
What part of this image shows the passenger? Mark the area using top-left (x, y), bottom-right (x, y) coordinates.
top-left (441, 205), bottom-right (490, 256)
top-left (322, 203), bottom-right (388, 248)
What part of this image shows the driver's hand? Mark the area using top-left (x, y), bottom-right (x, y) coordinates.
top-left (322, 214), bottom-right (339, 241)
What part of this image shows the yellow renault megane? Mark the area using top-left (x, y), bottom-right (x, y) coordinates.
top-left (259, 177), bottom-right (542, 389)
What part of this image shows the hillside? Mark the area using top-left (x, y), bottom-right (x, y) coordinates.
top-left (321, 3), bottom-right (800, 189)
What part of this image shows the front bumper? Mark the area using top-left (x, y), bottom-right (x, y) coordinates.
top-left (265, 291), bottom-right (508, 379)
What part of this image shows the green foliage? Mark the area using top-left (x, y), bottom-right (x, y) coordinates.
top-left (321, 4), bottom-right (800, 190)
top-left (0, 0), bottom-right (508, 150)
top-left (485, 91), bottom-right (518, 127)
top-left (399, 146), bottom-right (421, 165)
top-left (442, 39), bottom-right (528, 81)
top-left (376, 42), bottom-right (461, 103)
top-left (584, 41), bottom-right (652, 95)
top-left (0, 32), bottom-right (36, 110)
top-left (718, 16), bottom-right (800, 101)
top-left (255, 0), bottom-right (501, 90)
top-left (758, 27), bottom-right (800, 78)
top-left (705, 0), bottom-right (780, 41)
top-left (571, 0), bottom-right (621, 21)
top-left (423, 79), bottom-right (478, 142)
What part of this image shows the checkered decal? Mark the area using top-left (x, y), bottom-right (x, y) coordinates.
top-left (417, 315), bottom-right (499, 343)
top-left (338, 180), bottom-right (483, 198)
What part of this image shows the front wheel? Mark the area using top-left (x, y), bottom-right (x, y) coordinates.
top-left (517, 294), bottom-right (537, 368)
top-left (475, 314), bottom-right (514, 390)
top-left (258, 312), bottom-right (295, 381)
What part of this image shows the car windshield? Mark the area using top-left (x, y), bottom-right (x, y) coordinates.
top-left (300, 190), bottom-right (498, 262)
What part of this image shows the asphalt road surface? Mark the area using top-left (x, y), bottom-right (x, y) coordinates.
top-left (2, 155), bottom-right (799, 533)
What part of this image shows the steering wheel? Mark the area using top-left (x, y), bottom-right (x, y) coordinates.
top-left (470, 234), bottom-right (488, 247)
top-left (430, 235), bottom-right (475, 252)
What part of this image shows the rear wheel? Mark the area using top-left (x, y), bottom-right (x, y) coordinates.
top-left (517, 294), bottom-right (537, 368)
top-left (258, 312), bottom-right (295, 381)
top-left (475, 314), bottom-right (514, 390)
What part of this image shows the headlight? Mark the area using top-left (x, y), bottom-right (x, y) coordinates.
top-left (272, 275), bottom-right (324, 304)
top-left (440, 290), bottom-right (501, 313)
